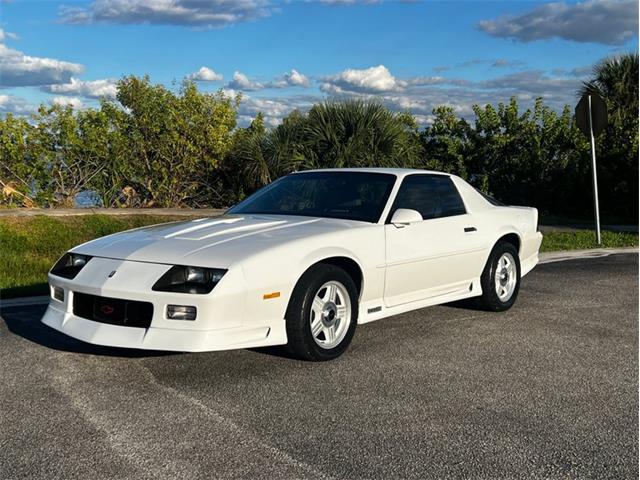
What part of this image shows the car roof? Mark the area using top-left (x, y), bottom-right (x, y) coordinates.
top-left (292, 168), bottom-right (450, 178)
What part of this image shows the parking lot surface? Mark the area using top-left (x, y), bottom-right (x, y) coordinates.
top-left (1, 253), bottom-right (637, 479)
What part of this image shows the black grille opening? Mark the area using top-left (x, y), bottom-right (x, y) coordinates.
top-left (73, 292), bottom-right (153, 329)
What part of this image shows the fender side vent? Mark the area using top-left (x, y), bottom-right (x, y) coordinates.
top-left (367, 306), bottom-right (382, 314)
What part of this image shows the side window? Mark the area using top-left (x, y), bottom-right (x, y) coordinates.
top-left (390, 175), bottom-right (466, 221)
top-left (436, 177), bottom-right (467, 217)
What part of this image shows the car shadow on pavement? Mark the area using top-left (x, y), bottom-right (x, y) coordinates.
top-left (444, 298), bottom-right (487, 311)
top-left (249, 345), bottom-right (301, 360)
top-left (1, 304), bottom-right (177, 358)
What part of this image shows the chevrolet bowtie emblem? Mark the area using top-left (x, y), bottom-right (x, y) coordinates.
top-left (100, 304), bottom-right (115, 315)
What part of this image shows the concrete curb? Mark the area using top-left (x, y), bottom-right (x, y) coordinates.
top-left (1, 248), bottom-right (636, 308)
top-left (539, 247), bottom-right (638, 264)
top-left (0, 295), bottom-right (49, 309)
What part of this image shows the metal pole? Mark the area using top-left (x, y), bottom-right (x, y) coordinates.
top-left (588, 95), bottom-right (602, 245)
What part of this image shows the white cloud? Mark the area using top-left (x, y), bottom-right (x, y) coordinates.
top-left (569, 65), bottom-right (593, 77)
top-left (231, 91), bottom-right (315, 126)
top-left (267, 69), bottom-right (310, 88)
top-left (226, 69), bottom-right (311, 91)
top-left (0, 28), bottom-right (18, 42)
top-left (478, 70), bottom-right (580, 98)
top-left (187, 66), bottom-right (223, 82)
top-left (284, 69), bottom-right (310, 87)
top-left (318, 64), bottom-right (582, 123)
top-left (60, 0), bottom-right (271, 28)
top-left (227, 71), bottom-right (263, 90)
top-left (0, 42), bottom-right (84, 87)
top-left (225, 63), bottom-right (582, 128)
top-left (434, 59), bottom-right (526, 73)
top-left (51, 96), bottom-right (84, 109)
top-left (407, 76), bottom-right (447, 85)
top-left (42, 77), bottom-right (118, 99)
top-left (320, 65), bottom-right (400, 94)
top-left (479, 0), bottom-right (639, 45)
top-left (270, 69), bottom-right (309, 88)
top-left (0, 94), bottom-right (35, 115)
top-left (491, 59), bottom-right (525, 69)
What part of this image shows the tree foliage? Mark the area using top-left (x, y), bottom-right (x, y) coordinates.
top-left (0, 53), bottom-right (637, 222)
top-left (579, 53), bottom-right (639, 222)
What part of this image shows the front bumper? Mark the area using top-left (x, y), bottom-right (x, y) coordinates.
top-left (42, 302), bottom-right (279, 351)
top-left (43, 256), bottom-right (287, 352)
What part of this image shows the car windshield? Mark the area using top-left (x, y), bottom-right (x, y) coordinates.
top-left (227, 171), bottom-right (397, 223)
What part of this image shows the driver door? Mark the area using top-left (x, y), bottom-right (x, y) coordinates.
top-left (384, 174), bottom-right (485, 308)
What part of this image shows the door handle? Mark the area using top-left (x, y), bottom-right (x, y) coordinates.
top-left (464, 227), bottom-right (477, 232)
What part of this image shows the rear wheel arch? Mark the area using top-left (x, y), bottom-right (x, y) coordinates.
top-left (476, 232), bottom-right (522, 282)
top-left (495, 232), bottom-right (521, 256)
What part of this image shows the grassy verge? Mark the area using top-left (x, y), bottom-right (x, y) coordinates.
top-left (0, 214), bottom-right (198, 299)
top-left (0, 215), bottom-right (637, 299)
top-left (539, 230), bottom-right (638, 252)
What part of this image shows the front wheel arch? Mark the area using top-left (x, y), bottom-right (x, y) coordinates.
top-left (286, 256), bottom-right (363, 317)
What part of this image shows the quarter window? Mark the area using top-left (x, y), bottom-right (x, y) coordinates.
top-left (389, 175), bottom-right (466, 221)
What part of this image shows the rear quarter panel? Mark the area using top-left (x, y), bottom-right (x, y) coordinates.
top-left (451, 175), bottom-right (541, 276)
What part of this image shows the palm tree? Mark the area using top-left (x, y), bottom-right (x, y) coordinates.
top-left (579, 52), bottom-right (638, 125)
top-left (303, 99), bottom-right (422, 169)
top-left (262, 110), bottom-right (309, 178)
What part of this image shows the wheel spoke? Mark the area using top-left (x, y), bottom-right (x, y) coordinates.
top-left (312, 297), bottom-right (324, 315)
top-left (336, 305), bottom-right (347, 319)
top-left (311, 318), bottom-right (323, 338)
top-left (324, 325), bottom-right (335, 343)
top-left (326, 284), bottom-right (337, 302)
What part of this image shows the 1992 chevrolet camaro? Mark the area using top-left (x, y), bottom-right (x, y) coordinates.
top-left (43, 169), bottom-right (543, 360)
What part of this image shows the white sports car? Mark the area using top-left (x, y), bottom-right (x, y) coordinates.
top-left (43, 169), bottom-right (543, 360)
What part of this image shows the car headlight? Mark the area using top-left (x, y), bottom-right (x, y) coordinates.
top-left (50, 253), bottom-right (92, 279)
top-left (152, 266), bottom-right (226, 294)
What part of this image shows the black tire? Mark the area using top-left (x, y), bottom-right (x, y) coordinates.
top-left (476, 241), bottom-right (521, 312)
top-left (285, 264), bottom-right (358, 361)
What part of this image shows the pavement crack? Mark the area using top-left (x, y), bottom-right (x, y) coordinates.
top-left (48, 352), bottom-right (331, 480)
top-left (138, 361), bottom-right (333, 480)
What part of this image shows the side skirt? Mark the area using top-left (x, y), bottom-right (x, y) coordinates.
top-left (357, 278), bottom-right (482, 325)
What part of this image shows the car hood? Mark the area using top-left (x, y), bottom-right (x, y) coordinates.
top-left (72, 214), bottom-right (365, 267)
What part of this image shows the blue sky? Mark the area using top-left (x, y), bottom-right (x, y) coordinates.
top-left (0, 0), bottom-right (637, 125)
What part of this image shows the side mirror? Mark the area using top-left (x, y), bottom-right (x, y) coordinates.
top-left (390, 208), bottom-right (423, 228)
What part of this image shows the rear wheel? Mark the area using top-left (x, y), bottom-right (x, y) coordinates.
top-left (286, 264), bottom-right (358, 361)
top-left (476, 241), bottom-right (521, 311)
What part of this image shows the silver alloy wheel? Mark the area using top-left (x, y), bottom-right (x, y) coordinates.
top-left (310, 280), bottom-right (351, 349)
top-left (494, 252), bottom-right (517, 302)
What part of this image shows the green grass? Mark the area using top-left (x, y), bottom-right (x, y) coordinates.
top-left (0, 214), bottom-right (637, 299)
top-left (540, 230), bottom-right (638, 252)
top-left (0, 214), bottom-right (197, 299)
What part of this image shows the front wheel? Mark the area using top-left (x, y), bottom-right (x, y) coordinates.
top-left (285, 264), bottom-right (358, 361)
top-left (476, 241), bottom-right (521, 311)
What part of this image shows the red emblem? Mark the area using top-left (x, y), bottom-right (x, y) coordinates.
top-left (100, 304), bottom-right (115, 315)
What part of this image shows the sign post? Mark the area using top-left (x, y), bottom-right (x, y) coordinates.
top-left (575, 92), bottom-right (607, 245)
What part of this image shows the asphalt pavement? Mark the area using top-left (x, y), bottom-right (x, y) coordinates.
top-left (0, 253), bottom-right (637, 479)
